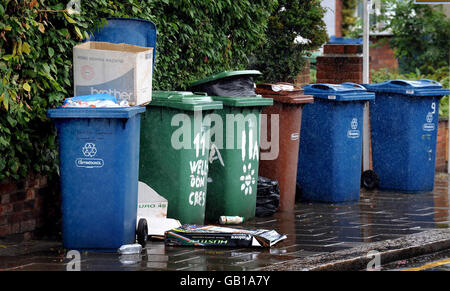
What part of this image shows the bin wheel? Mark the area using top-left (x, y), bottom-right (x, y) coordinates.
top-left (136, 218), bottom-right (148, 248)
top-left (361, 170), bottom-right (379, 190)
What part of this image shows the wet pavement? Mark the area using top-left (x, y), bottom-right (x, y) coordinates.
top-left (0, 173), bottom-right (449, 271)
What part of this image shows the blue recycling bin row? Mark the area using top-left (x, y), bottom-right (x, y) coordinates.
top-left (296, 79), bottom-right (450, 204)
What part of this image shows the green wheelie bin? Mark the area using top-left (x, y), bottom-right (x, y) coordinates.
top-left (205, 96), bottom-right (273, 222)
top-left (139, 91), bottom-right (222, 225)
top-left (190, 71), bottom-right (273, 222)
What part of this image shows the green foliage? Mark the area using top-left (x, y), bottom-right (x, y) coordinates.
top-left (0, 0), bottom-right (277, 180)
top-left (251, 0), bottom-right (328, 83)
top-left (374, 0), bottom-right (450, 74)
top-left (371, 66), bottom-right (450, 117)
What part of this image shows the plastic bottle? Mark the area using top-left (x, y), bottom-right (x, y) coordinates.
top-left (219, 216), bottom-right (244, 225)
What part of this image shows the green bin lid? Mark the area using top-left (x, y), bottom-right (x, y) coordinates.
top-left (210, 95), bottom-right (273, 107)
top-left (148, 91), bottom-right (223, 111)
top-left (190, 70), bottom-right (262, 87)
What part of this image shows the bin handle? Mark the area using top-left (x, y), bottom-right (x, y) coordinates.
top-left (308, 84), bottom-right (338, 91)
top-left (193, 92), bottom-right (209, 96)
top-left (341, 82), bottom-right (366, 90)
top-left (419, 79), bottom-right (441, 86)
top-left (388, 80), bottom-right (416, 87)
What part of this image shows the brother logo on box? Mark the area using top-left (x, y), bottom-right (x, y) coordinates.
top-left (73, 41), bottom-right (153, 106)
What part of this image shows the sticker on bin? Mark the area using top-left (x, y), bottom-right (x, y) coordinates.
top-left (75, 143), bottom-right (104, 168)
top-left (423, 103), bottom-right (437, 132)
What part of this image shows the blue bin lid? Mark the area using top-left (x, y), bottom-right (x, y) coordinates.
top-left (362, 79), bottom-right (450, 97)
top-left (47, 106), bottom-right (145, 119)
top-left (328, 36), bottom-right (363, 45)
top-left (88, 17), bottom-right (157, 73)
top-left (302, 83), bottom-right (375, 101)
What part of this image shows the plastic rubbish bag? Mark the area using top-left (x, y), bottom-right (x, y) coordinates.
top-left (256, 177), bottom-right (280, 217)
top-left (190, 75), bottom-right (258, 97)
top-left (62, 94), bottom-right (129, 108)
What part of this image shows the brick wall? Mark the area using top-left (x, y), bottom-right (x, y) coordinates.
top-left (295, 59), bottom-right (311, 87)
top-left (436, 118), bottom-right (448, 172)
top-left (0, 174), bottom-right (61, 240)
top-left (369, 36), bottom-right (398, 72)
top-left (316, 44), bottom-right (363, 84)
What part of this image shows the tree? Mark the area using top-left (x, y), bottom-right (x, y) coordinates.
top-left (376, 0), bottom-right (450, 74)
top-left (250, 0), bottom-right (328, 83)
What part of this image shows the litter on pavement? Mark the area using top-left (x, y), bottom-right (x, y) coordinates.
top-left (164, 225), bottom-right (287, 248)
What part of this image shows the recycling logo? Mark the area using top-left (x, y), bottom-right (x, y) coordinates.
top-left (82, 143), bottom-right (97, 157)
top-left (347, 117), bottom-right (360, 139)
top-left (423, 112), bottom-right (435, 132)
top-left (76, 143), bottom-right (104, 168)
top-left (426, 113), bottom-right (433, 123)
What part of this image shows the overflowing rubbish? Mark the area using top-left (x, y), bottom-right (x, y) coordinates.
top-left (189, 70), bottom-right (261, 97)
top-left (165, 225), bottom-right (287, 248)
top-left (118, 243), bottom-right (142, 255)
top-left (62, 94), bottom-right (129, 108)
top-left (256, 177), bottom-right (280, 217)
top-left (219, 216), bottom-right (244, 225)
top-left (73, 41), bottom-right (153, 106)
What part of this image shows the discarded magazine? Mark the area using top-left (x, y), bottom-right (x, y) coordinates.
top-left (164, 225), bottom-right (287, 248)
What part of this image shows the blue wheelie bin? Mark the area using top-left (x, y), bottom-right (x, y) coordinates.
top-left (297, 83), bottom-right (375, 203)
top-left (364, 79), bottom-right (450, 193)
top-left (88, 17), bottom-right (157, 73)
top-left (47, 105), bottom-right (145, 251)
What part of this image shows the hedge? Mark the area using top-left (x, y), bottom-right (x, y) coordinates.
top-left (0, 0), bottom-right (327, 181)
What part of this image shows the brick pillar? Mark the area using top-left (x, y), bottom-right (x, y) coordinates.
top-left (295, 59), bottom-right (311, 87)
top-left (316, 43), bottom-right (363, 84)
top-left (436, 118), bottom-right (448, 172)
top-left (335, 0), bottom-right (343, 38)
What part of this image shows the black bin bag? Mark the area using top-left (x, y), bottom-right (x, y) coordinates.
top-left (189, 70), bottom-right (261, 97)
top-left (256, 177), bottom-right (280, 217)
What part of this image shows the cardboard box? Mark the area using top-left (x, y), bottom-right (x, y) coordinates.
top-left (73, 41), bottom-right (153, 106)
top-left (137, 181), bottom-right (181, 238)
top-left (165, 225), bottom-right (287, 248)
top-left (137, 181), bottom-right (167, 219)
